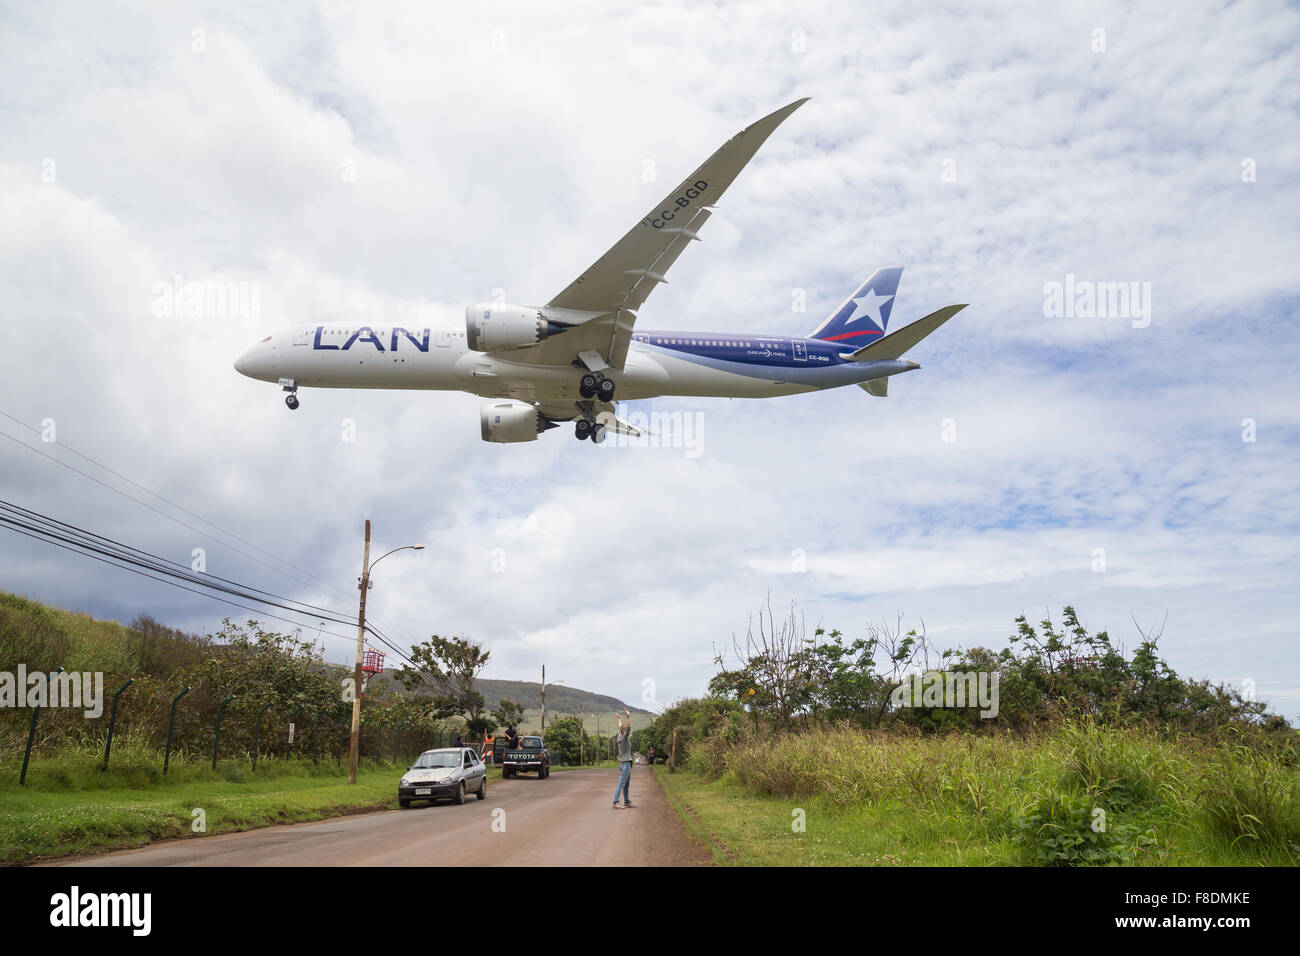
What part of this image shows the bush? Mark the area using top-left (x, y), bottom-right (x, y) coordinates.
top-left (1012, 790), bottom-right (1151, 866)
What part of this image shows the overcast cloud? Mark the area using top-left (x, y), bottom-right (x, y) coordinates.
top-left (1, 1), bottom-right (1297, 720)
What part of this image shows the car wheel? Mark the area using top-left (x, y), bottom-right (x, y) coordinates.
top-left (399, 798), bottom-right (411, 808)
top-left (476, 776), bottom-right (487, 800)
top-left (453, 781), bottom-right (465, 805)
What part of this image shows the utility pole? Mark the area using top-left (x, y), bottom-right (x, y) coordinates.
top-left (349, 520), bottom-right (372, 785)
top-left (347, 527), bottom-right (424, 785)
top-left (540, 664), bottom-right (546, 732)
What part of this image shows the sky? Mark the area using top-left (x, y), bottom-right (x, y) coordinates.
top-left (1, 1), bottom-right (1297, 722)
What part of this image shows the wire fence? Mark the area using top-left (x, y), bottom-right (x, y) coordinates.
top-left (0, 700), bottom-right (477, 785)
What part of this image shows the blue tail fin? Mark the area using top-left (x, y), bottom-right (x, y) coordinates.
top-left (807, 267), bottom-right (903, 344)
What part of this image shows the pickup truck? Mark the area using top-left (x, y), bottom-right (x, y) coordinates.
top-left (502, 735), bottom-right (550, 778)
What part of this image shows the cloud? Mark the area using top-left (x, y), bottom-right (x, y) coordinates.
top-left (0, 1), bottom-right (1297, 722)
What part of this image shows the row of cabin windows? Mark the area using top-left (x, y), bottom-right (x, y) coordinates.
top-left (636, 335), bottom-right (783, 349)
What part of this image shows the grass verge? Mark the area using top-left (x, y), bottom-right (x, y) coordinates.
top-left (653, 723), bottom-right (1299, 867)
top-left (1, 762), bottom-right (407, 864)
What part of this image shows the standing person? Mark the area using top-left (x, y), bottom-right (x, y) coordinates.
top-left (611, 708), bottom-right (635, 809)
top-left (647, 745), bottom-right (656, 767)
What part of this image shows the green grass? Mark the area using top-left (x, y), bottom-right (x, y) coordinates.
top-left (653, 723), bottom-right (1300, 867)
top-left (0, 752), bottom-right (414, 864)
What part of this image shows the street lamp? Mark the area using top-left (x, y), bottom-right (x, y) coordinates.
top-left (349, 521), bottom-right (423, 784)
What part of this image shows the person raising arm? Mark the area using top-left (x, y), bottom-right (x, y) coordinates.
top-left (612, 708), bottom-right (635, 809)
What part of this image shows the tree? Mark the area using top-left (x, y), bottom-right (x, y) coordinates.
top-left (490, 698), bottom-right (525, 732)
top-left (396, 635), bottom-right (491, 734)
top-left (544, 715), bottom-right (584, 765)
top-left (710, 599), bottom-right (815, 729)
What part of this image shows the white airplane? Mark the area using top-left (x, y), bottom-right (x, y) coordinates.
top-left (235, 99), bottom-right (966, 443)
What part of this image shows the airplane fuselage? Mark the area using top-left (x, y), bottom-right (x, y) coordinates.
top-left (234, 322), bottom-right (920, 407)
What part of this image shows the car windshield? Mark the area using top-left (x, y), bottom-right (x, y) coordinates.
top-left (520, 737), bottom-right (542, 749)
top-left (411, 752), bottom-right (461, 769)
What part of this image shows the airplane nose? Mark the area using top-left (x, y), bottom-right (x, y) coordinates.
top-left (234, 350), bottom-right (252, 377)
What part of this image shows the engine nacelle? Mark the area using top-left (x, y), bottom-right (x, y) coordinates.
top-left (466, 303), bottom-right (552, 353)
top-left (480, 401), bottom-right (546, 443)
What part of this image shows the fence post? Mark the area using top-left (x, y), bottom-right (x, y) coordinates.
top-left (101, 678), bottom-right (135, 771)
top-left (164, 686), bottom-right (192, 775)
top-left (19, 667), bottom-right (62, 786)
top-left (252, 702), bottom-right (273, 772)
top-left (212, 694), bottom-right (235, 770)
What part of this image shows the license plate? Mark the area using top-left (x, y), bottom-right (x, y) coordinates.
top-left (414, 788), bottom-right (431, 795)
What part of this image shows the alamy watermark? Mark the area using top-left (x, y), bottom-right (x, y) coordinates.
top-left (595, 409), bottom-right (705, 458)
top-left (1043, 274), bottom-right (1151, 328)
top-left (151, 273), bottom-right (261, 327)
top-left (890, 670), bottom-right (1000, 718)
top-left (0, 666), bottom-right (104, 717)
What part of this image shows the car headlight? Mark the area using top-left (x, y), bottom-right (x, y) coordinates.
top-left (400, 779), bottom-right (411, 787)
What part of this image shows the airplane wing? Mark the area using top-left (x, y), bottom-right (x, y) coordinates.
top-left (508, 98), bottom-right (809, 371)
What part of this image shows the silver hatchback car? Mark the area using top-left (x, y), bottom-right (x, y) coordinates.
top-left (398, 747), bottom-right (487, 807)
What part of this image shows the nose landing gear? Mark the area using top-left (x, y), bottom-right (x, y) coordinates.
top-left (280, 379), bottom-right (299, 411)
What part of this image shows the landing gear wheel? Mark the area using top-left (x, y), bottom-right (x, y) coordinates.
top-left (579, 373), bottom-right (598, 398)
top-left (574, 419), bottom-right (592, 441)
top-left (285, 394), bottom-right (300, 410)
top-left (476, 776), bottom-right (487, 800)
top-left (453, 781), bottom-right (465, 805)
top-left (596, 378), bottom-right (616, 402)
top-left (590, 423), bottom-right (607, 444)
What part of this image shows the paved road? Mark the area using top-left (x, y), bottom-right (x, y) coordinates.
top-left (52, 766), bottom-right (710, 867)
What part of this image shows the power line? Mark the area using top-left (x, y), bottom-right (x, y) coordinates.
top-left (0, 500), bottom-right (358, 639)
top-left (0, 496), bottom-right (434, 679)
top-left (0, 412), bottom-right (356, 606)
top-left (0, 409), bottom-right (437, 660)
top-left (0, 518), bottom-right (359, 646)
top-left (0, 499), bottom-right (351, 624)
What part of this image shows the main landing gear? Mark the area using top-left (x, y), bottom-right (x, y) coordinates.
top-left (574, 418), bottom-right (607, 443)
top-left (578, 372), bottom-right (616, 402)
top-left (281, 379), bottom-right (299, 410)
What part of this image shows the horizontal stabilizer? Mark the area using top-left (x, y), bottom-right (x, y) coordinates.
top-left (858, 378), bottom-right (888, 397)
top-left (843, 304), bottom-right (967, 362)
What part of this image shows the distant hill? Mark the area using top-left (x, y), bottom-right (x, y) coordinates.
top-left (0, 592), bottom-right (654, 731)
top-left (362, 668), bottom-right (652, 719)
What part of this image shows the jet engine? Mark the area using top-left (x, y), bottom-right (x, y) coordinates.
top-left (466, 304), bottom-right (563, 353)
top-left (480, 401), bottom-right (553, 443)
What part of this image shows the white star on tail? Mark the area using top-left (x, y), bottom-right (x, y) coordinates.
top-left (846, 288), bottom-right (893, 330)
